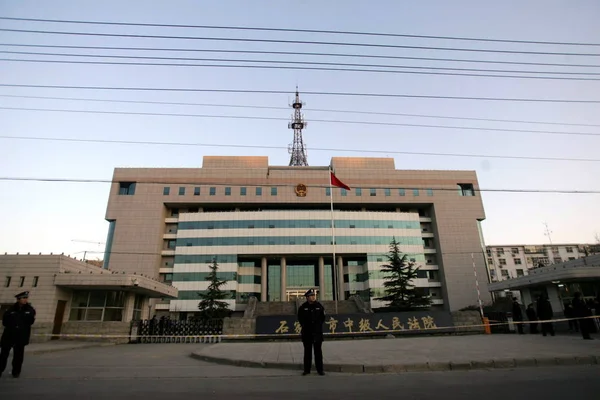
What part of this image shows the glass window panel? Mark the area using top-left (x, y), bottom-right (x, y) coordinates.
top-left (105, 291), bottom-right (125, 307)
top-left (72, 291), bottom-right (90, 307)
top-left (103, 308), bottom-right (123, 322)
top-left (85, 309), bottom-right (103, 321)
top-left (88, 292), bottom-right (106, 307)
top-left (178, 187), bottom-right (185, 195)
top-left (163, 187), bottom-right (170, 195)
top-left (69, 308), bottom-right (86, 321)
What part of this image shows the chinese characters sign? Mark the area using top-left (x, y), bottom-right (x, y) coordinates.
top-left (256, 311), bottom-right (454, 336)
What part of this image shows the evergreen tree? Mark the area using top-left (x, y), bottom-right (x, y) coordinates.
top-left (376, 237), bottom-right (431, 310)
top-left (197, 258), bottom-right (231, 320)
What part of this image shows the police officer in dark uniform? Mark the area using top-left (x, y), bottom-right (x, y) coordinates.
top-left (297, 288), bottom-right (325, 376)
top-left (1, 291), bottom-right (36, 378)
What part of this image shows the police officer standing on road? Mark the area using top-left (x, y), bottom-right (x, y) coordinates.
top-left (0, 291), bottom-right (36, 378)
top-left (297, 288), bottom-right (325, 376)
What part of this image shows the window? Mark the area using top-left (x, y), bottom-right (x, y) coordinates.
top-left (413, 189), bottom-right (420, 196)
top-left (240, 187), bottom-right (247, 196)
top-left (423, 238), bottom-right (432, 248)
top-left (566, 247), bottom-right (573, 253)
top-left (167, 240), bottom-right (176, 249)
top-left (486, 249), bottom-right (492, 256)
top-left (511, 247), bottom-right (519, 254)
top-left (370, 188), bottom-right (376, 196)
top-left (499, 258), bottom-right (507, 265)
top-left (256, 187), bottom-right (262, 196)
top-left (69, 291), bottom-right (126, 322)
top-left (194, 187), bottom-right (200, 196)
top-left (19, 276), bottom-right (25, 287)
top-left (341, 188), bottom-right (347, 196)
top-left (355, 188), bottom-right (362, 196)
top-left (209, 187), bottom-right (216, 196)
top-left (384, 188), bottom-right (391, 196)
top-left (426, 189), bottom-right (433, 196)
top-left (399, 189), bottom-right (405, 196)
top-left (118, 182), bottom-right (136, 195)
top-left (178, 187), bottom-right (185, 196)
top-left (516, 269), bottom-right (524, 277)
top-left (497, 248), bottom-right (505, 255)
top-left (33, 276), bottom-right (39, 287)
top-left (501, 270), bottom-right (509, 277)
top-left (458, 183), bottom-right (475, 196)
top-left (554, 257), bottom-right (562, 264)
top-left (4, 276), bottom-right (11, 287)
top-left (271, 187), bottom-right (277, 196)
top-left (325, 187), bottom-right (331, 196)
top-left (488, 258), bottom-right (494, 265)
top-left (163, 187), bottom-right (170, 196)
top-left (568, 257), bottom-right (576, 261)
top-left (171, 208), bottom-right (179, 217)
top-left (225, 187), bottom-right (231, 196)
top-left (514, 258), bottom-right (522, 265)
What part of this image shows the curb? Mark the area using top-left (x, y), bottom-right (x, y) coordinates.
top-left (27, 343), bottom-right (116, 355)
top-left (190, 351), bottom-right (600, 373)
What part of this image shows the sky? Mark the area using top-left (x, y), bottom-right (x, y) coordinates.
top-left (1, 0), bottom-right (599, 260)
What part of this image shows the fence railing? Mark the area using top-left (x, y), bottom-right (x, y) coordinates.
top-left (130, 318), bottom-right (223, 343)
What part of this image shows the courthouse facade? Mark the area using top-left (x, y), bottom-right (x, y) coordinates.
top-left (104, 156), bottom-right (491, 318)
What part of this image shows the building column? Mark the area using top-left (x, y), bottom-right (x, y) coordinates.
top-left (520, 288), bottom-right (533, 308)
top-left (337, 255), bottom-right (345, 300)
top-left (546, 284), bottom-right (564, 315)
top-left (141, 297), bottom-right (151, 319)
top-left (318, 256), bottom-right (325, 300)
top-left (261, 257), bottom-right (268, 302)
top-left (122, 292), bottom-right (136, 322)
top-left (280, 257), bottom-right (287, 302)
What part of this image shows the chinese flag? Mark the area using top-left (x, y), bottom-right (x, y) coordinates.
top-left (330, 172), bottom-right (351, 191)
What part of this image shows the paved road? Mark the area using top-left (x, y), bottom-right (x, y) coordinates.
top-left (0, 344), bottom-right (598, 399)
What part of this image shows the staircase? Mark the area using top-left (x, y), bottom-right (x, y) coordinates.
top-left (255, 301), bottom-right (297, 316)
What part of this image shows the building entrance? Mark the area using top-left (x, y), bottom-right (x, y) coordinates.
top-left (286, 288), bottom-right (318, 301)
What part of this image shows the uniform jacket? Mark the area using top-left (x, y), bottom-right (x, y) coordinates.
top-left (1, 303), bottom-right (36, 347)
top-left (536, 298), bottom-right (553, 321)
top-left (297, 301), bottom-right (325, 342)
top-left (512, 303), bottom-right (523, 321)
top-left (572, 297), bottom-right (591, 318)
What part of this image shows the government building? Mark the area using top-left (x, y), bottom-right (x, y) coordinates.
top-left (103, 156), bottom-right (491, 318)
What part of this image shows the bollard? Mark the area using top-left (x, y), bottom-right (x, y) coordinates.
top-left (483, 317), bottom-right (491, 334)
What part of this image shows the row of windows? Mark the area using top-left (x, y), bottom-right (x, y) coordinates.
top-left (174, 236), bottom-right (425, 247)
top-left (119, 182), bottom-right (475, 197)
top-left (178, 219), bottom-right (421, 230)
top-left (4, 276), bottom-right (39, 288)
top-left (170, 253), bottom-right (427, 265)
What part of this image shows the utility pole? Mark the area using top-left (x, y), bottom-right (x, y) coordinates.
top-left (543, 222), bottom-right (553, 245)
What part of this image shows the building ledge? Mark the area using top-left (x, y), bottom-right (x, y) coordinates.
top-left (54, 272), bottom-right (178, 298)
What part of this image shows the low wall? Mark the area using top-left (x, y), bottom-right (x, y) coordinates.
top-left (61, 321), bottom-right (131, 344)
top-left (222, 317), bottom-right (255, 338)
top-left (451, 311), bottom-right (485, 333)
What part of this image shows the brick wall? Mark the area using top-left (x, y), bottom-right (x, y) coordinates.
top-left (61, 321), bottom-right (132, 344)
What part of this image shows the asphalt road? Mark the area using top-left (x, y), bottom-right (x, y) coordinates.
top-left (0, 344), bottom-right (598, 399)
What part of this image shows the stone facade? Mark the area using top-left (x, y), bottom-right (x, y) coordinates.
top-left (222, 317), bottom-right (256, 338)
top-left (61, 321), bottom-right (132, 344)
top-left (451, 311), bottom-right (485, 333)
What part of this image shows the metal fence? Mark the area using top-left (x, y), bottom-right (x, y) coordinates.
top-left (130, 318), bottom-right (224, 343)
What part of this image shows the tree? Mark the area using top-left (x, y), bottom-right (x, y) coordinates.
top-left (375, 237), bottom-right (431, 310)
top-left (197, 258), bottom-right (231, 320)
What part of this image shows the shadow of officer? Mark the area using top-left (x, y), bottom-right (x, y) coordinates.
top-left (1, 291), bottom-right (36, 378)
top-left (297, 288), bottom-right (326, 376)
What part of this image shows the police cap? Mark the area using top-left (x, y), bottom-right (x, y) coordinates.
top-left (304, 288), bottom-right (316, 297)
top-left (15, 291), bottom-right (29, 299)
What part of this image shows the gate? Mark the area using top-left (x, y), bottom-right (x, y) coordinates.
top-left (130, 318), bottom-right (224, 343)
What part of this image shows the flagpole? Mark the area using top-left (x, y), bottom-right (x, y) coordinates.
top-left (329, 166), bottom-right (339, 315)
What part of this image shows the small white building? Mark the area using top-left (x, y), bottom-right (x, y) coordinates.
top-left (0, 254), bottom-right (177, 343)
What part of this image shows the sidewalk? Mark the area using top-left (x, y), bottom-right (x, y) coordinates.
top-left (25, 340), bottom-right (115, 355)
top-left (191, 333), bottom-right (600, 373)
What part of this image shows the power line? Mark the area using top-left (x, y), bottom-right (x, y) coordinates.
top-left (1, 176), bottom-right (598, 194)
top-left (1, 16), bottom-right (599, 47)
top-left (2, 84), bottom-right (599, 103)
top-left (1, 135), bottom-right (598, 163)
top-left (2, 43), bottom-right (600, 69)
top-left (1, 107), bottom-right (599, 137)
top-left (4, 57), bottom-right (599, 82)
top-left (2, 27), bottom-right (600, 57)
top-left (3, 50), bottom-right (599, 79)
top-left (2, 93), bottom-right (599, 128)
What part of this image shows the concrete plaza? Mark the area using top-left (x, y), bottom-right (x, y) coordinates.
top-left (193, 333), bottom-right (600, 373)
